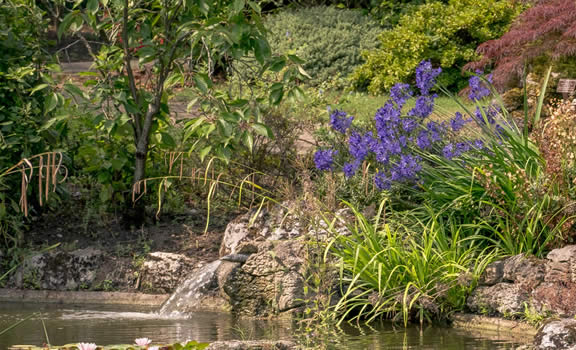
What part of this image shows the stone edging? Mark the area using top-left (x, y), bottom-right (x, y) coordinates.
top-left (0, 288), bottom-right (169, 306)
top-left (452, 313), bottom-right (538, 335)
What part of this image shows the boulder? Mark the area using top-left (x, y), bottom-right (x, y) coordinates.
top-left (222, 240), bottom-right (308, 316)
top-left (206, 340), bottom-right (298, 350)
top-left (219, 202), bottom-right (350, 257)
top-left (11, 248), bottom-right (103, 290)
top-left (468, 246), bottom-right (576, 318)
top-left (534, 319), bottom-right (576, 350)
top-left (219, 204), bottom-right (305, 257)
top-left (140, 252), bottom-right (196, 293)
top-left (467, 283), bottom-right (529, 315)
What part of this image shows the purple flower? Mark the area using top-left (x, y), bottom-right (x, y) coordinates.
top-left (330, 109), bottom-right (354, 134)
top-left (349, 131), bottom-right (375, 161)
top-left (314, 149), bottom-right (337, 171)
top-left (416, 130), bottom-right (431, 149)
top-left (390, 83), bottom-right (413, 109)
top-left (450, 112), bottom-right (471, 132)
top-left (468, 72), bottom-right (492, 101)
top-left (371, 141), bottom-right (390, 164)
top-left (374, 102), bottom-right (402, 140)
top-left (408, 94), bottom-right (437, 119)
top-left (343, 160), bottom-right (361, 178)
top-left (474, 105), bottom-right (500, 125)
top-left (473, 139), bottom-right (484, 149)
top-left (443, 143), bottom-right (456, 160)
top-left (374, 171), bottom-right (391, 190)
top-left (426, 121), bottom-right (443, 142)
top-left (415, 60), bottom-right (442, 95)
top-left (402, 118), bottom-right (417, 132)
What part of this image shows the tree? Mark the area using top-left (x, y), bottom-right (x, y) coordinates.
top-left (59, 0), bottom-right (306, 217)
top-left (466, 0), bottom-right (576, 87)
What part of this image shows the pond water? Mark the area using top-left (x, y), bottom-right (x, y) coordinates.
top-left (0, 302), bottom-right (529, 349)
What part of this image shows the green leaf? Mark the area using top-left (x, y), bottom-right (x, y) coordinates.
top-left (269, 83), bottom-right (284, 105)
top-left (242, 131), bottom-right (253, 152)
top-left (58, 12), bottom-right (79, 39)
top-left (64, 83), bottom-right (86, 99)
top-left (254, 38), bottom-right (271, 65)
top-left (45, 93), bottom-right (59, 114)
top-left (297, 65), bottom-right (312, 80)
top-left (159, 132), bottom-right (176, 148)
top-left (193, 73), bottom-right (212, 94)
top-left (199, 145), bottom-right (212, 162)
top-left (232, 0), bottom-right (245, 15)
top-left (247, 1), bottom-right (261, 14)
top-left (269, 57), bottom-right (286, 72)
top-left (29, 84), bottom-right (49, 95)
top-left (251, 122), bottom-right (273, 138)
top-left (86, 0), bottom-right (99, 14)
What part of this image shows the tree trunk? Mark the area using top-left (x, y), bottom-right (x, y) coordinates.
top-left (126, 131), bottom-right (150, 227)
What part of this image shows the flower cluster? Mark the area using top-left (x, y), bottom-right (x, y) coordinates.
top-left (314, 149), bottom-right (338, 171)
top-left (315, 60), bottom-right (494, 191)
top-left (468, 72), bottom-right (492, 102)
top-left (330, 109), bottom-right (354, 134)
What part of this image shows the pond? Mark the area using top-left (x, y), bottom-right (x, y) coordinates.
top-left (0, 302), bottom-right (529, 349)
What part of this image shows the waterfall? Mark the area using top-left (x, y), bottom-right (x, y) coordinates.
top-left (159, 260), bottom-right (222, 315)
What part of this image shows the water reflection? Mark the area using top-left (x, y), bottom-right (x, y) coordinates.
top-left (0, 302), bottom-right (528, 349)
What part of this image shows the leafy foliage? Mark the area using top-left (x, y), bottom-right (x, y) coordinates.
top-left (352, 0), bottom-right (520, 93)
top-left (327, 201), bottom-right (496, 325)
top-left (466, 0), bottom-right (576, 87)
top-left (239, 6), bottom-right (381, 87)
top-left (0, 0), bottom-right (64, 168)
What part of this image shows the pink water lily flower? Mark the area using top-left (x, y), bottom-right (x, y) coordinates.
top-left (77, 343), bottom-right (98, 350)
top-left (148, 347), bottom-right (159, 350)
top-left (135, 337), bottom-right (152, 347)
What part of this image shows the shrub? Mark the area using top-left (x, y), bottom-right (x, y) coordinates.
top-left (466, 0), bottom-right (576, 87)
top-left (243, 6), bottom-right (381, 87)
top-left (352, 0), bottom-right (520, 93)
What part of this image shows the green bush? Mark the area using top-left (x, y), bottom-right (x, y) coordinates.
top-left (352, 0), bottom-right (520, 93)
top-left (253, 6), bottom-right (381, 87)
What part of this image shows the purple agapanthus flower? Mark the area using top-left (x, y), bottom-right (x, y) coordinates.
top-left (390, 83), bottom-right (413, 109)
top-left (416, 130), bottom-right (432, 149)
top-left (349, 131), bottom-right (375, 161)
top-left (330, 109), bottom-right (354, 134)
top-left (374, 171), bottom-right (391, 190)
top-left (408, 94), bottom-right (437, 119)
top-left (450, 112), bottom-right (472, 132)
top-left (468, 71), bottom-right (492, 101)
top-left (343, 160), bottom-right (362, 178)
top-left (415, 60), bottom-right (442, 95)
top-left (314, 149), bottom-right (337, 171)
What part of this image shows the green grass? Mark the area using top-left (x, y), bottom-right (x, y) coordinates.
top-left (325, 91), bottom-right (471, 123)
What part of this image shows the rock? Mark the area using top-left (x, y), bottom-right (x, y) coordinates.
top-left (206, 340), bottom-right (298, 350)
top-left (479, 260), bottom-right (505, 286)
top-left (11, 248), bottom-right (103, 290)
top-left (140, 252), bottom-right (196, 293)
top-left (219, 204), bottom-right (305, 257)
top-left (502, 255), bottom-right (545, 289)
top-left (467, 283), bottom-right (529, 315)
top-left (219, 202), bottom-right (351, 257)
top-left (547, 246), bottom-right (576, 264)
top-left (222, 240), bottom-right (308, 316)
top-left (534, 319), bottom-right (576, 350)
top-left (532, 282), bottom-right (576, 317)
